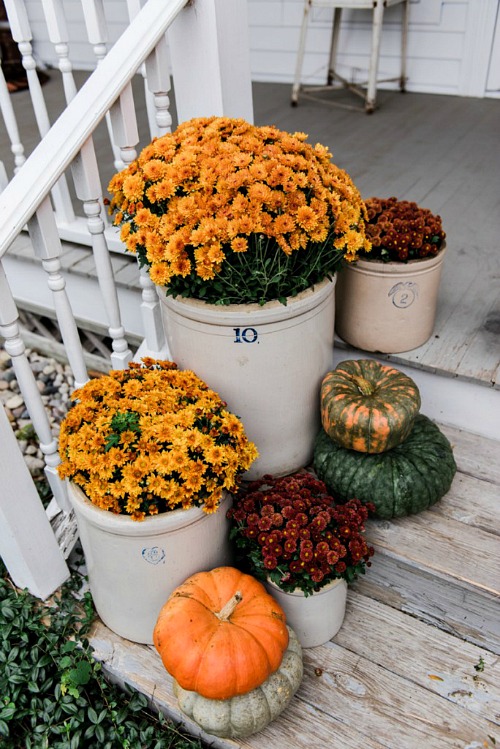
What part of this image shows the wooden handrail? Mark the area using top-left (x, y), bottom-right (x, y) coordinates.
top-left (0, 0), bottom-right (188, 260)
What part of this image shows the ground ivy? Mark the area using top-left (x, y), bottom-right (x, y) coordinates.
top-left (0, 562), bottom-right (204, 749)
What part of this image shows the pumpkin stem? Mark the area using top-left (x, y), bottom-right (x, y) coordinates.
top-left (216, 591), bottom-right (243, 621)
top-left (350, 374), bottom-right (374, 396)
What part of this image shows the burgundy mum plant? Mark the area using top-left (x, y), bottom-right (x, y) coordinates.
top-left (361, 196), bottom-right (446, 263)
top-left (227, 471), bottom-right (375, 596)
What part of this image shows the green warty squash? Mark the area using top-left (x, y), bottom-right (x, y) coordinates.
top-left (313, 414), bottom-right (457, 518)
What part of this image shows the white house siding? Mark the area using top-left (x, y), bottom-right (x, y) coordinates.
top-left (23, 0), bottom-right (500, 98)
top-left (248, 0), bottom-right (500, 98)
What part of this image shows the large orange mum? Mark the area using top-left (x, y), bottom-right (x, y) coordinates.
top-left (153, 567), bottom-right (289, 700)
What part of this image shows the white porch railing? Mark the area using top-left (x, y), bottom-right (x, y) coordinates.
top-left (0, 0), bottom-right (253, 598)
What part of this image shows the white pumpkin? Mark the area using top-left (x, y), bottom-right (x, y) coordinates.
top-left (173, 626), bottom-right (303, 738)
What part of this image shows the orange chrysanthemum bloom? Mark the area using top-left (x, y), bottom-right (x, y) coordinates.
top-left (108, 116), bottom-right (369, 305)
top-left (231, 237), bottom-right (248, 253)
top-left (122, 174), bottom-right (146, 202)
top-left (57, 359), bottom-right (258, 520)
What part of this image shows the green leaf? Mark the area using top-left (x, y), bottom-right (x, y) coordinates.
top-left (95, 724), bottom-right (106, 743)
top-left (61, 640), bottom-right (78, 654)
top-left (0, 706), bottom-right (16, 720)
top-left (7, 647), bottom-right (19, 662)
top-left (8, 674), bottom-right (25, 684)
top-left (69, 661), bottom-right (92, 686)
top-left (60, 702), bottom-right (79, 716)
top-left (474, 656), bottom-right (485, 673)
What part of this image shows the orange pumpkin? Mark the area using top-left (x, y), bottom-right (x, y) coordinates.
top-left (153, 566), bottom-right (289, 700)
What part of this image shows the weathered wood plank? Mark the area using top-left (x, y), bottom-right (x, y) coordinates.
top-left (46, 499), bottom-right (79, 559)
top-left (430, 471), bottom-right (500, 537)
top-left (439, 424), bottom-right (500, 485)
top-left (303, 642), bottom-right (498, 749)
top-left (355, 442), bottom-right (500, 654)
top-left (337, 592), bottom-right (500, 724)
top-left (367, 512), bottom-right (500, 595)
top-left (238, 695), bottom-right (389, 749)
top-left (354, 553), bottom-right (500, 653)
top-left (404, 270), bottom-right (500, 384)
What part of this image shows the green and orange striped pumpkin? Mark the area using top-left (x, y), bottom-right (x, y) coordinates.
top-left (320, 359), bottom-right (421, 453)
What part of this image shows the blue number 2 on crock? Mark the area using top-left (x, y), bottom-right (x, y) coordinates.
top-left (233, 327), bottom-right (258, 343)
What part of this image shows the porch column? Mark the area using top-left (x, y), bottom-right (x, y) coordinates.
top-left (167, 0), bottom-right (253, 124)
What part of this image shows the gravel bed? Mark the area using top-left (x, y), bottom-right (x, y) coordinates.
top-left (0, 348), bottom-right (75, 481)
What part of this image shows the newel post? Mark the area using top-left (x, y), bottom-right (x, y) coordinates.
top-left (168, 0), bottom-right (254, 123)
top-left (0, 404), bottom-right (69, 599)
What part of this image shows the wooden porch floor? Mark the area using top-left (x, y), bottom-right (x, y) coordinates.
top-left (252, 83), bottom-right (500, 391)
top-left (88, 422), bottom-right (500, 749)
top-left (2, 73), bottom-right (500, 390)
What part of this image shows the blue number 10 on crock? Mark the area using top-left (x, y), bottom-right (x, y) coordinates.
top-left (233, 327), bottom-right (259, 343)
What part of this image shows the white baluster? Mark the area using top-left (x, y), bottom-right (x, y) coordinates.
top-left (3, 0), bottom-right (75, 225)
top-left (125, 1), bottom-right (174, 353)
top-left (0, 401), bottom-right (69, 599)
top-left (73, 142), bottom-right (133, 368)
top-left (0, 263), bottom-right (70, 512)
top-left (0, 161), bottom-right (8, 191)
top-left (41, 0), bottom-right (77, 101)
top-left (110, 85), bottom-right (167, 356)
top-left (82, 0), bottom-right (123, 171)
top-left (126, 0), bottom-right (164, 140)
top-left (145, 35), bottom-right (173, 136)
top-left (125, 0), bottom-right (142, 19)
top-left (41, 1), bottom-right (132, 368)
top-left (0, 63), bottom-right (26, 172)
top-left (109, 83), bottom-right (139, 167)
top-left (27, 197), bottom-right (88, 388)
top-left (138, 266), bottom-right (171, 355)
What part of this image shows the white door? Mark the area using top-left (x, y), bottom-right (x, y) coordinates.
top-left (459, 0), bottom-right (499, 97)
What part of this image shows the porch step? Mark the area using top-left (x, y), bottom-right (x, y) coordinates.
top-left (88, 589), bottom-right (500, 749)
top-left (87, 424), bottom-right (500, 749)
top-left (354, 423), bottom-right (500, 654)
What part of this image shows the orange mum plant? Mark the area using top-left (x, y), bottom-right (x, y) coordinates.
top-left (107, 116), bottom-right (370, 305)
top-left (57, 359), bottom-right (258, 520)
